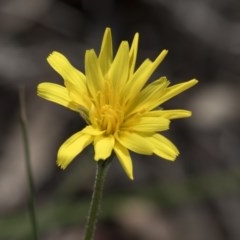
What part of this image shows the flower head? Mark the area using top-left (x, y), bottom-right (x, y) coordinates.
top-left (37, 27), bottom-right (198, 180)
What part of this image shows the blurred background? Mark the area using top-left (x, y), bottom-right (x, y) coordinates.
top-left (0, 0), bottom-right (240, 239)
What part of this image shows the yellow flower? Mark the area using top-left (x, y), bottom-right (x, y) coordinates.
top-left (37, 27), bottom-right (198, 180)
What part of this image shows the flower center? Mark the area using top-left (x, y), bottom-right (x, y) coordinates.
top-left (96, 104), bottom-right (122, 135)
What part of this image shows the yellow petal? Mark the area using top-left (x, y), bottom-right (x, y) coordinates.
top-left (124, 50), bottom-right (168, 102)
top-left (107, 41), bottom-right (129, 89)
top-left (124, 116), bottom-right (170, 133)
top-left (148, 110), bottom-right (192, 119)
top-left (37, 82), bottom-right (79, 111)
top-left (67, 87), bottom-right (91, 110)
top-left (82, 125), bottom-right (105, 135)
top-left (47, 52), bottom-right (90, 108)
top-left (57, 131), bottom-right (93, 169)
top-left (159, 79), bottom-right (198, 105)
top-left (122, 59), bottom-right (153, 103)
top-left (151, 49), bottom-right (168, 73)
top-left (94, 135), bottom-right (115, 160)
top-left (116, 132), bottom-right (153, 155)
top-left (128, 32), bottom-right (139, 78)
top-left (114, 142), bottom-right (133, 180)
top-left (98, 27), bottom-right (113, 75)
top-left (150, 134), bottom-right (179, 160)
top-left (126, 77), bottom-right (169, 115)
top-left (85, 49), bottom-right (105, 97)
top-left (47, 51), bottom-right (86, 90)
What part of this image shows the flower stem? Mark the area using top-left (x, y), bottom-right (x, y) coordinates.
top-left (83, 159), bottom-right (112, 240)
top-left (19, 86), bottom-right (39, 240)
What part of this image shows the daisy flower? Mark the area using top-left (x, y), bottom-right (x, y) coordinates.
top-left (37, 27), bottom-right (198, 180)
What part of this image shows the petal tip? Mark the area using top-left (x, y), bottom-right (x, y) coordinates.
top-left (47, 51), bottom-right (61, 61)
top-left (126, 170), bottom-right (134, 180)
top-left (105, 27), bottom-right (111, 31)
top-left (191, 78), bottom-right (199, 85)
top-left (57, 160), bottom-right (68, 170)
top-left (163, 49), bottom-right (169, 54)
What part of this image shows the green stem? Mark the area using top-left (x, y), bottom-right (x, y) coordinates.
top-left (83, 159), bottom-right (112, 240)
top-left (19, 86), bottom-right (39, 240)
